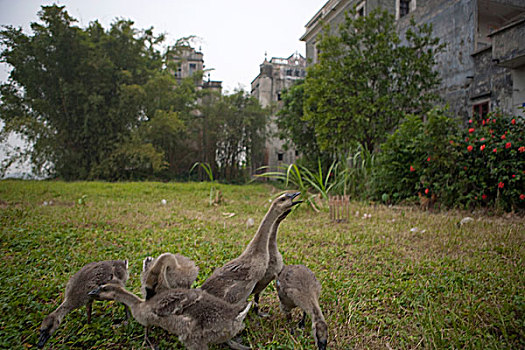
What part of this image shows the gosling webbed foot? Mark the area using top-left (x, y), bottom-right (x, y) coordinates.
top-left (226, 339), bottom-right (251, 350)
top-left (257, 310), bottom-right (271, 318)
top-left (144, 326), bottom-right (158, 350)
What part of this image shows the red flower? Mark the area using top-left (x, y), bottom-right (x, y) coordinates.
top-left (480, 144), bottom-right (486, 151)
top-left (469, 128), bottom-right (475, 133)
top-left (489, 129), bottom-right (494, 134)
top-left (493, 148), bottom-right (497, 153)
top-left (482, 194), bottom-right (487, 200)
top-left (520, 194), bottom-right (525, 200)
top-left (410, 165), bottom-right (415, 172)
top-left (480, 138), bottom-right (485, 141)
top-left (469, 119), bottom-right (472, 123)
top-left (449, 140), bottom-right (454, 145)
top-left (493, 119), bottom-right (496, 123)
top-left (511, 119), bottom-right (516, 125)
top-left (498, 182), bottom-right (504, 189)
top-left (465, 137), bottom-right (469, 142)
top-left (482, 120), bottom-right (486, 125)
top-left (467, 145), bottom-right (473, 152)
top-left (512, 174), bottom-right (516, 178)
top-left (519, 146), bottom-right (525, 153)
top-left (427, 157), bottom-right (431, 162)
top-left (425, 188), bottom-right (429, 195)
top-left (501, 134), bottom-right (506, 140)
top-left (505, 142), bottom-right (511, 149)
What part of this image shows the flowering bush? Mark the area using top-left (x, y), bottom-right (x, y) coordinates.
top-left (374, 108), bottom-right (458, 204)
top-left (374, 108), bottom-right (524, 211)
top-left (452, 112), bottom-right (524, 211)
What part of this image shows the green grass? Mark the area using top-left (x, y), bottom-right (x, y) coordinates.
top-left (0, 180), bottom-right (523, 349)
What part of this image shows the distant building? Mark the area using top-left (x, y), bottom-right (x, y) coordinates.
top-left (251, 53), bottom-right (307, 170)
top-left (170, 45), bottom-right (222, 92)
top-left (300, 0), bottom-right (525, 120)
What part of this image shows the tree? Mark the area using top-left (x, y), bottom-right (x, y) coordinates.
top-left (0, 5), bottom-right (164, 179)
top-left (213, 91), bottom-right (268, 182)
top-left (304, 8), bottom-right (444, 153)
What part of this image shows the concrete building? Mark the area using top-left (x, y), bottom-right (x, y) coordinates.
top-left (300, 0), bottom-right (525, 120)
top-left (251, 53), bottom-right (307, 170)
top-left (170, 45), bottom-right (222, 92)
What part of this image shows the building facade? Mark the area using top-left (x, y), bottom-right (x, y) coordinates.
top-left (300, 0), bottom-right (525, 120)
top-left (251, 53), bottom-right (307, 170)
top-left (170, 45), bottom-right (222, 92)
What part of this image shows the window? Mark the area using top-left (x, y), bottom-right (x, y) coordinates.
top-left (277, 153), bottom-right (283, 161)
top-left (399, 0), bottom-right (410, 17)
top-left (189, 63), bottom-right (197, 75)
top-left (473, 101), bottom-right (489, 120)
top-left (356, 1), bottom-right (365, 18)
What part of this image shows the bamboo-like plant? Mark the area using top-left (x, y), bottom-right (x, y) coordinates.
top-left (256, 159), bottom-right (339, 211)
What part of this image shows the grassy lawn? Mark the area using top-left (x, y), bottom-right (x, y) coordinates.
top-left (0, 180), bottom-right (523, 349)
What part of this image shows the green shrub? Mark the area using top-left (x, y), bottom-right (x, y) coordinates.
top-left (373, 108), bottom-right (458, 205)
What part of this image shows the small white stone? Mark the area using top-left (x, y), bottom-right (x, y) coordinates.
top-left (161, 199), bottom-right (167, 205)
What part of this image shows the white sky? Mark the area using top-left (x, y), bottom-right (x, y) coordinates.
top-left (0, 0), bottom-right (324, 92)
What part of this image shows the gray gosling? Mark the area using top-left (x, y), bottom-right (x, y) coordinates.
top-left (141, 252), bottom-right (199, 299)
top-left (37, 259), bottom-right (129, 348)
top-left (276, 265), bottom-right (328, 350)
top-left (201, 192), bottom-right (301, 304)
top-left (140, 252), bottom-right (199, 348)
top-left (89, 283), bottom-right (251, 350)
top-left (250, 209), bottom-right (291, 316)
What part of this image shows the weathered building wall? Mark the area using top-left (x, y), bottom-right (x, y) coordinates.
top-left (301, 0), bottom-right (525, 120)
top-left (397, 0), bottom-right (478, 118)
top-left (251, 54), bottom-right (306, 170)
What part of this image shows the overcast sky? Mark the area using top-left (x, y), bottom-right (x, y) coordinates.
top-left (0, 0), bottom-right (325, 92)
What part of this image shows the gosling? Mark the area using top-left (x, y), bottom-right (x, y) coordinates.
top-left (276, 264), bottom-right (328, 350)
top-left (251, 209), bottom-right (291, 316)
top-left (141, 252), bottom-right (199, 299)
top-left (201, 192), bottom-right (301, 304)
top-left (89, 283), bottom-right (251, 350)
top-left (37, 259), bottom-right (129, 348)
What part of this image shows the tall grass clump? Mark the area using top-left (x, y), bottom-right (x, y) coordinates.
top-left (334, 143), bottom-right (376, 200)
top-left (190, 162), bottom-right (220, 206)
top-left (256, 160), bottom-right (338, 210)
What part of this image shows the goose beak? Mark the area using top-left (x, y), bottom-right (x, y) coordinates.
top-left (37, 330), bottom-right (50, 348)
top-left (286, 192), bottom-right (303, 206)
top-left (88, 287), bottom-right (101, 297)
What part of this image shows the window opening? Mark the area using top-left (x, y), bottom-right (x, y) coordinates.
top-left (473, 101), bottom-right (489, 120)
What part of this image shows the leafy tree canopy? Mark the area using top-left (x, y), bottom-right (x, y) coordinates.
top-left (303, 8), bottom-right (444, 153)
top-left (0, 5), bottom-right (167, 179)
